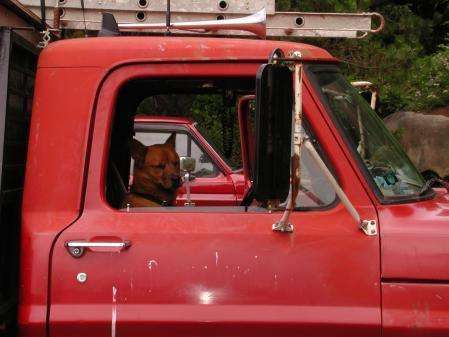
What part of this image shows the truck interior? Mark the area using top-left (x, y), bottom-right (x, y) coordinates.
top-left (106, 76), bottom-right (337, 211)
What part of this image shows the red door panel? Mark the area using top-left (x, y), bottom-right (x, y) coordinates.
top-left (50, 205), bottom-right (380, 337)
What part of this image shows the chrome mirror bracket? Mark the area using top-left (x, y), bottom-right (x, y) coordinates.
top-left (272, 222), bottom-right (294, 233)
top-left (360, 220), bottom-right (378, 236)
top-left (180, 156), bottom-right (196, 207)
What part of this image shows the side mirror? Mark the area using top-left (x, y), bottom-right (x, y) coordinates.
top-left (351, 81), bottom-right (379, 113)
top-left (253, 63), bottom-right (293, 203)
top-left (180, 156), bottom-right (196, 173)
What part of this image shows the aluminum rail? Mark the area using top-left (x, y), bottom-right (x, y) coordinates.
top-left (19, 0), bottom-right (384, 38)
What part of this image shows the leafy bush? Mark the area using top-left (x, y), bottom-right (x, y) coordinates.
top-left (276, 1), bottom-right (449, 115)
top-left (404, 45), bottom-right (449, 111)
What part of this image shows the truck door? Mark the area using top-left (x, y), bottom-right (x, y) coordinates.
top-left (48, 63), bottom-right (381, 337)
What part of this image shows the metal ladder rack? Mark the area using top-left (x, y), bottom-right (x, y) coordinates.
top-left (19, 0), bottom-right (384, 39)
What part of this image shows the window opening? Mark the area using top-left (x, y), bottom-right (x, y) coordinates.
top-left (106, 77), bottom-right (337, 212)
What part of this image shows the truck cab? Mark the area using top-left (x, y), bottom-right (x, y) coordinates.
top-left (17, 35), bottom-right (449, 337)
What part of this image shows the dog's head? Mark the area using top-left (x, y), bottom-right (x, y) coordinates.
top-left (130, 133), bottom-right (181, 195)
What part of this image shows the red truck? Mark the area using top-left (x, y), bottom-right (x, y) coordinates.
top-left (13, 35), bottom-right (449, 337)
top-left (0, 10), bottom-right (448, 337)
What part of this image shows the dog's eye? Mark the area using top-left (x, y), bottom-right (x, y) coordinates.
top-left (152, 164), bottom-right (165, 170)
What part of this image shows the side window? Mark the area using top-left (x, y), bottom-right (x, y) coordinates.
top-left (190, 140), bottom-right (219, 178)
top-left (296, 140), bottom-right (336, 208)
top-left (106, 77), bottom-right (336, 212)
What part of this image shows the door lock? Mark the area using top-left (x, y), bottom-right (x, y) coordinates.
top-left (68, 246), bottom-right (85, 258)
top-left (76, 272), bottom-right (87, 283)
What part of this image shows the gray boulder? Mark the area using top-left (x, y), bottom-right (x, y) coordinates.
top-left (383, 111), bottom-right (449, 179)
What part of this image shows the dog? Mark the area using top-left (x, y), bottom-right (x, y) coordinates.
top-left (123, 133), bottom-right (181, 207)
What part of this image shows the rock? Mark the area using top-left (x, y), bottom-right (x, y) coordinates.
top-left (383, 110), bottom-right (449, 179)
top-left (424, 106), bottom-right (449, 118)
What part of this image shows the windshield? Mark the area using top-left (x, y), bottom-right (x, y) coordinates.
top-left (309, 67), bottom-right (426, 199)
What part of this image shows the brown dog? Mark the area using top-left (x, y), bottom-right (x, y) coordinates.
top-left (124, 133), bottom-right (181, 207)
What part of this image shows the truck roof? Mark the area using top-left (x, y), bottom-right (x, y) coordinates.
top-left (38, 36), bottom-right (337, 68)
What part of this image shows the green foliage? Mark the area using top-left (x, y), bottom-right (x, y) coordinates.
top-left (190, 95), bottom-right (242, 168)
top-left (190, 95), bottom-right (224, 149)
top-left (288, 1), bottom-right (449, 115)
top-left (404, 45), bottom-right (449, 111)
top-left (276, 0), bottom-right (371, 11)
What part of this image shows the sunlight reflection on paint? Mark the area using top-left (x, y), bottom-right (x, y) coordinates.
top-left (199, 291), bottom-right (215, 304)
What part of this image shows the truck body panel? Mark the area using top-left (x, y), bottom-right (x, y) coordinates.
top-left (380, 189), bottom-right (449, 281)
top-left (382, 282), bottom-right (449, 337)
top-left (36, 37), bottom-right (337, 68)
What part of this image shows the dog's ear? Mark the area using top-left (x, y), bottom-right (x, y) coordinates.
top-left (165, 132), bottom-right (176, 148)
top-left (130, 138), bottom-right (147, 168)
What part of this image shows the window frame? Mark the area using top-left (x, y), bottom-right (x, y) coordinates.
top-left (86, 62), bottom-right (348, 214)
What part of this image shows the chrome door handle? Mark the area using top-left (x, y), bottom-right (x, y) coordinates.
top-left (67, 241), bottom-right (131, 248)
top-left (65, 240), bottom-right (131, 258)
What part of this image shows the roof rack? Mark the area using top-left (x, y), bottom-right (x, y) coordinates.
top-left (19, 0), bottom-right (384, 39)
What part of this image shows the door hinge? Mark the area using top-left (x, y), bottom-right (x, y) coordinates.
top-left (360, 220), bottom-right (378, 236)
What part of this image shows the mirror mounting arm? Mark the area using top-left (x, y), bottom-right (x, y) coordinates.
top-left (184, 172), bottom-right (195, 206)
top-left (180, 156), bottom-right (196, 207)
top-left (273, 63), bottom-right (303, 233)
top-left (303, 139), bottom-right (377, 236)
